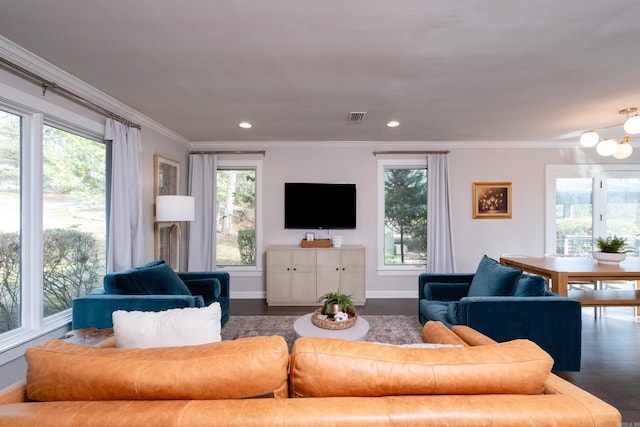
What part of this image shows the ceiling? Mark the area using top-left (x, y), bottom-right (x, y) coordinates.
top-left (1, 0), bottom-right (640, 143)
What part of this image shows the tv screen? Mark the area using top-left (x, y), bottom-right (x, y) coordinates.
top-left (284, 183), bottom-right (356, 229)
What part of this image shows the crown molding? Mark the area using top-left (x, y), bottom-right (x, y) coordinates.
top-left (190, 139), bottom-right (578, 151)
top-left (0, 36), bottom-right (189, 146)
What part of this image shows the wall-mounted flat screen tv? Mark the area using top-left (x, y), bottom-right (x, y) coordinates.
top-left (284, 182), bottom-right (356, 229)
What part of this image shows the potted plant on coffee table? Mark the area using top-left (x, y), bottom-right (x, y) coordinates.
top-left (593, 235), bottom-right (633, 264)
top-left (318, 291), bottom-right (357, 318)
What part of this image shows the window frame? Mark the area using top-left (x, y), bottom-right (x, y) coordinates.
top-left (377, 157), bottom-right (428, 275)
top-left (215, 159), bottom-right (263, 275)
top-left (0, 91), bottom-right (105, 358)
top-left (545, 164), bottom-right (640, 256)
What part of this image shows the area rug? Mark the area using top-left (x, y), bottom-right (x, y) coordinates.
top-left (221, 315), bottom-right (424, 349)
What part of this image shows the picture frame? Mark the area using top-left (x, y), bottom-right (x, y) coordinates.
top-left (472, 182), bottom-right (512, 219)
top-left (154, 155), bottom-right (181, 264)
top-left (154, 154), bottom-right (180, 198)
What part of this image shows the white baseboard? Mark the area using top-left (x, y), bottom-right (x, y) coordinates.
top-left (366, 290), bottom-right (418, 299)
top-left (230, 291), bottom-right (267, 299)
top-left (230, 290), bottom-right (418, 299)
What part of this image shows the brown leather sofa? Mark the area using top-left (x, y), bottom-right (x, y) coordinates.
top-left (0, 322), bottom-right (621, 426)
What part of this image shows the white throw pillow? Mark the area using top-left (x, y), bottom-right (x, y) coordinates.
top-left (112, 303), bottom-right (221, 348)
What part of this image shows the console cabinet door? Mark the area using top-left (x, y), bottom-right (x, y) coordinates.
top-left (336, 248), bottom-right (366, 305)
top-left (316, 249), bottom-right (342, 298)
top-left (266, 248), bottom-right (316, 305)
top-left (316, 247), bottom-right (365, 305)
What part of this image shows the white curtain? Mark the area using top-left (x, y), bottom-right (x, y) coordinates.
top-left (187, 154), bottom-right (217, 271)
top-left (426, 153), bottom-right (456, 273)
top-left (105, 118), bottom-right (143, 273)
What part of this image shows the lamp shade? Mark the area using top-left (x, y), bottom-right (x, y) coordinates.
top-left (156, 195), bottom-right (195, 222)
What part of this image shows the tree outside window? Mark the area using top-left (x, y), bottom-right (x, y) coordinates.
top-left (216, 168), bottom-right (256, 266)
top-left (41, 125), bottom-right (106, 317)
top-left (0, 110), bottom-right (21, 334)
top-left (384, 167), bottom-right (427, 265)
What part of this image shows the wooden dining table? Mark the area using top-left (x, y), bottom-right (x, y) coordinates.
top-left (499, 255), bottom-right (640, 310)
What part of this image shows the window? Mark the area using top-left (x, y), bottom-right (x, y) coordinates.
top-left (378, 159), bottom-right (427, 270)
top-left (0, 104), bottom-right (106, 351)
top-left (0, 110), bottom-right (21, 335)
top-left (216, 160), bottom-right (260, 269)
top-left (546, 165), bottom-right (640, 256)
top-left (42, 125), bottom-right (106, 318)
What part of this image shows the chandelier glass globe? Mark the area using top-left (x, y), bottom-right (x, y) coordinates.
top-left (579, 131), bottom-right (599, 147)
top-left (596, 139), bottom-right (618, 156)
top-left (624, 115), bottom-right (640, 135)
top-left (612, 143), bottom-right (633, 159)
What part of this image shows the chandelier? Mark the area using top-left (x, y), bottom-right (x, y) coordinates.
top-left (579, 107), bottom-right (640, 159)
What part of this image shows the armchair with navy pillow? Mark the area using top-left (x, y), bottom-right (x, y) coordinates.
top-left (419, 255), bottom-right (582, 371)
top-left (72, 260), bottom-right (230, 329)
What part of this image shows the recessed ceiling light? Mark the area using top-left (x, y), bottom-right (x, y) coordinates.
top-left (387, 121), bottom-right (400, 128)
top-left (239, 122), bottom-right (252, 129)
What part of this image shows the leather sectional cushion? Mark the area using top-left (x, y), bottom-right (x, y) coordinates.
top-left (421, 320), bottom-right (469, 346)
top-left (26, 336), bottom-right (289, 401)
top-left (289, 337), bottom-right (553, 398)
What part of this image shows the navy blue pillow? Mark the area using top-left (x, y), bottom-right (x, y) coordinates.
top-left (512, 274), bottom-right (546, 297)
top-left (467, 255), bottom-right (522, 297)
top-left (103, 259), bottom-right (165, 294)
top-left (104, 260), bottom-right (191, 296)
top-left (182, 278), bottom-right (222, 299)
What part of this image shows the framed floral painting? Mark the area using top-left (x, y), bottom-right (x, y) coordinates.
top-left (473, 182), bottom-right (512, 219)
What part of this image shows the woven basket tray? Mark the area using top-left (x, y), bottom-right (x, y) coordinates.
top-left (300, 238), bottom-right (331, 248)
top-left (311, 307), bottom-right (357, 330)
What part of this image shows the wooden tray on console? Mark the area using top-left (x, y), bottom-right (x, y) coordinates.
top-left (301, 238), bottom-right (331, 248)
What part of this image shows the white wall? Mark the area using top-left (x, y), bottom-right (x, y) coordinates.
top-left (196, 141), bottom-right (633, 300)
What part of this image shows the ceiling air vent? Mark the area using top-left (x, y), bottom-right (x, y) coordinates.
top-left (348, 112), bottom-right (367, 123)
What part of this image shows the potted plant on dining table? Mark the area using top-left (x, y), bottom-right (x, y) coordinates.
top-left (593, 235), bottom-right (634, 264)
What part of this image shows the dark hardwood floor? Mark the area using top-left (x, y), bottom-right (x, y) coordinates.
top-left (230, 299), bottom-right (640, 424)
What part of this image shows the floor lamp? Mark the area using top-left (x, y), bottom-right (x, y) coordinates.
top-left (155, 195), bottom-right (195, 271)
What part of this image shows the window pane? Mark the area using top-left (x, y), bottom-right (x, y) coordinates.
top-left (0, 111), bottom-right (21, 334)
top-left (605, 178), bottom-right (640, 256)
top-left (216, 169), bottom-right (256, 266)
top-left (42, 125), bottom-right (106, 317)
top-left (555, 178), bottom-right (593, 256)
top-left (384, 168), bottom-right (427, 265)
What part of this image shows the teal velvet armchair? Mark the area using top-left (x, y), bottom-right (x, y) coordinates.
top-left (418, 255), bottom-right (582, 371)
top-left (72, 260), bottom-right (230, 329)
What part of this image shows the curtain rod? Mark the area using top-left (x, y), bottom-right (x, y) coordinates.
top-left (190, 150), bottom-right (266, 156)
top-left (0, 56), bottom-right (142, 129)
top-left (373, 150), bottom-right (450, 156)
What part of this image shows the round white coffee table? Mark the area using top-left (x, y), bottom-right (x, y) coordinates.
top-left (293, 313), bottom-right (369, 341)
